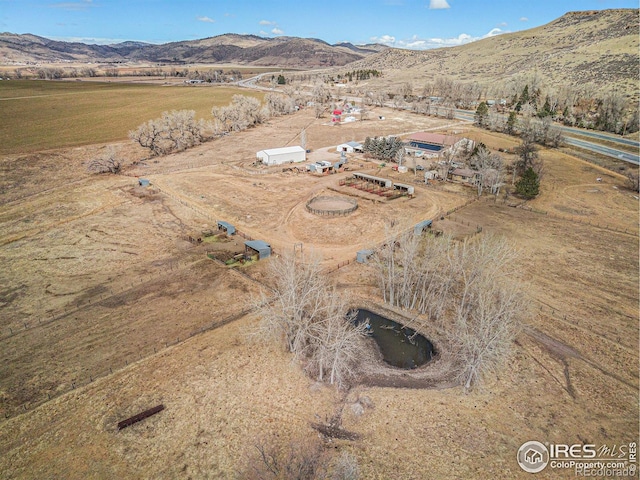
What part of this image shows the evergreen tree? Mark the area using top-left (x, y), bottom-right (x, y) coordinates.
top-left (506, 111), bottom-right (518, 134)
top-left (277, 74), bottom-right (286, 85)
top-left (519, 85), bottom-right (530, 104)
top-left (515, 167), bottom-right (540, 198)
top-left (474, 102), bottom-right (489, 127)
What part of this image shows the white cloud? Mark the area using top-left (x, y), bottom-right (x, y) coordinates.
top-left (50, 36), bottom-right (156, 45)
top-left (259, 20), bottom-right (276, 25)
top-left (369, 34), bottom-right (396, 45)
top-left (520, 17), bottom-right (529, 21)
top-left (428, 0), bottom-right (450, 9)
top-left (197, 16), bottom-right (215, 23)
top-left (271, 27), bottom-right (284, 35)
top-left (371, 28), bottom-right (505, 50)
top-left (498, 22), bottom-right (507, 27)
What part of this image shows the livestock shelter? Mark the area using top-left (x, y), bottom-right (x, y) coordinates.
top-left (356, 249), bottom-right (374, 263)
top-left (393, 182), bottom-right (414, 196)
top-left (244, 240), bottom-right (271, 260)
top-left (352, 172), bottom-right (392, 188)
top-left (450, 168), bottom-right (478, 184)
top-left (336, 141), bottom-right (363, 153)
top-left (257, 146), bottom-right (306, 166)
top-left (216, 220), bottom-right (236, 235)
top-left (414, 220), bottom-right (433, 235)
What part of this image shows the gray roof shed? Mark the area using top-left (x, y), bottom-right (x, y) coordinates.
top-left (356, 249), bottom-right (374, 263)
top-left (245, 240), bottom-right (271, 260)
top-left (414, 220), bottom-right (433, 235)
top-left (217, 220), bottom-right (236, 235)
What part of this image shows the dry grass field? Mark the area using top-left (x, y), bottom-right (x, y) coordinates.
top-left (0, 101), bottom-right (637, 479)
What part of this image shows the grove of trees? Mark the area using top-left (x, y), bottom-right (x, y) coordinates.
top-left (129, 109), bottom-right (206, 156)
top-left (362, 136), bottom-right (403, 161)
top-left (372, 232), bottom-right (527, 391)
top-left (255, 254), bottom-right (368, 388)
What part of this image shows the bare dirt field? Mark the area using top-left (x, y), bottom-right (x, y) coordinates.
top-left (0, 106), bottom-right (637, 479)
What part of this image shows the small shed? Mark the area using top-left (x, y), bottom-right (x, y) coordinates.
top-left (414, 220), bottom-right (433, 235)
top-left (356, 249), bottom-right (374, 263)
top-left (451, 168), bottom-right (478, 184)
top-left (336, 141), bottom-right (363, 153)
top-left (245, 240), bottom-right (271, 260)
top-left (424, 170), bottom-right (439, 181)
top-left (138, 178), bottom-right (150, 187)
top-left (217, 220), bottom-right (236, 235)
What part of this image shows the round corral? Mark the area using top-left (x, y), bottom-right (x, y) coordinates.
top-left (306, 195), bottom-right (358, 216)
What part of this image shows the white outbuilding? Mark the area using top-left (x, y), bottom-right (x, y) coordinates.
top-left (336, 141), bottom-right (363, 153)
top-left (257, 146), bottom-right (306, 166)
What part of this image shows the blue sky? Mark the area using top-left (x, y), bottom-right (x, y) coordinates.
top-left (1, 0), bottom-right (637, 49)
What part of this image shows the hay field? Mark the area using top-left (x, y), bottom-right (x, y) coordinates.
top-left (0, 80), bottom-right (262, 155)
top-left (0, 105), bottom-right (637, 479)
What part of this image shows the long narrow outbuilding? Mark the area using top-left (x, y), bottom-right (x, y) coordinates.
top-left (256, 146), bottom-right (306, 166)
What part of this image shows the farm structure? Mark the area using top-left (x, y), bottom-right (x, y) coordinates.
top-left (450, 168), bottom-right (478, 185)
top-left (339, 172), bottom-right (410, 200)
top-left (356, 249), bottom-right (374, 263)
top-left (256, 146), bottom-right (306, 166)
top-left (307, 161), bottom-right (333, 174)
top-left (244, 240), bottom-right (271, 260)
top-left (217, 220), bottom-right (236, 235)
top-left (336, 141), bottom-right (363, 153)
top-left (393, 182), bottom-right (414, 196)
top-left (404, 132), bottom-right (474, 159)
top-left (414, 220), bottom-right (433, 235)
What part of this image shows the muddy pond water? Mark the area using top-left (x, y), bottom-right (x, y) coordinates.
top-left (353, 309), bottom-right (435, 369)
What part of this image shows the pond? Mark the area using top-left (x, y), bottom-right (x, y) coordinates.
top-left (353, 309), bottom-right (435, 369)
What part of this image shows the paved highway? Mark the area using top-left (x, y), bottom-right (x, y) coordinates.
top-left (564, 137), bottom-right (639, 164)
top-left (455, 109), bottom-right (639, 165)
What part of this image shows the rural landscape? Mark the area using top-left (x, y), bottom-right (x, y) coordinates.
top-left (0, 6), bottom-right (638, 480)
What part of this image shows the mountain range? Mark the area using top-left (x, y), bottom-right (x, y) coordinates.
top-left (0, 32), bottom-right (386, 67)
top-left (0, 9), bottom-right (637, 99)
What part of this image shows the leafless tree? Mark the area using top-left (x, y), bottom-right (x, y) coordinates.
top-left (625, 170), bottom-right (640, 192)
top-left (470, 146), bottom-right (505, 196)
top-left (86, 146), bottom-right (122, 174)
top-left (239, 435), bottom-right (359, 480)
top-left (372, 233), bottom-right (527, 392)
top-left (398, 82), bottom-right (413, 100)
top-left (129, 110), bottom-right (206, 156)
top-left (265, 92), bottom-right (296, 117)
top-left (240, 435), bottom-right (326, 480)
top-left (255, 254), bottom-right (367, 388)
top-left (212, 94), bottom-right (265, 133)
top-left (311, 82), bottom-right (332, 118)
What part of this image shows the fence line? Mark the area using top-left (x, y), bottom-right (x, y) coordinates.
top-left (1, 301), bottom-right (262, 421)
top-left (518, 205), bottom-right (638, 237)
top-left (0, 256), bottom-right (205, 342)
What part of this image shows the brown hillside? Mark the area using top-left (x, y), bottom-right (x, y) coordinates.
top-left (348, 9), bottom-right (639, 99)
